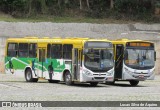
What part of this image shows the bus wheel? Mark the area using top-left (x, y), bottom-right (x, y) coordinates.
top-left (106, 81), bottom-right (115, 85)
top-left (90, 82), bottom-right (98, 87)
top-left (129, 80), bottom-right (139, 86)
top-left (25, 69), bottom-right (38, 82)
top-left (48, 80), bottom-right (60, 83)
top-left (64, 71), bottom-right (73, 85)
top-left (32, 78), bottom-right (38, 82)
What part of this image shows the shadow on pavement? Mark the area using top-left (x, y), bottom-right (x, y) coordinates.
top-left (105, 82), bottom-right (147, 87)
top-left (55, 82), bottom-right (107, 88)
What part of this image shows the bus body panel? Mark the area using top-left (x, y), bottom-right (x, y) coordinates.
top-left (5, 37), bottom-right (115, 84)
top-left (122, 64), bottom-right (155, 81)
top-left (112, 39), bottom-right (156, 82)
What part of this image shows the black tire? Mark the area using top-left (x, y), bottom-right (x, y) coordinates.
top-left (129, 80), bottom-right (139, 86)
top-left (48, 80), bottom-right (60, 83)
top-left (90, 82), bottom-right (98, 87)
top-left (106, 81), bottom-right (115, 85)
top-left (25, 69), bottom-right (38, 82)
top-left (64, 71), bottom-right (73, 85)
top-left (32, 78), bottom-right (38, 82)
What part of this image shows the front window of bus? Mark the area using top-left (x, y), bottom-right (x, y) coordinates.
top-left (84, 42), bottom-right (114, 72)
top-left (124, 49), bottom-right (155, 69)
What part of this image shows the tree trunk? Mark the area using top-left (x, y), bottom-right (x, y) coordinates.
top-left (58, 0), bottom-right (61, 9)
top-left (151, 0), bottom-right (156, 12)
top-left (86, 0), bottom-right (90, 10)
top-left (80, 0), bottom-right (82, 10)
top-left (40, 0), bottom-right (47, 14)
top-left (28, 0), bottom-right (32, 16)
top-left (110, 0), bottom-right (114, 9)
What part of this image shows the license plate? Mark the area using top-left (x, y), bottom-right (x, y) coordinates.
top-left (139, 75), bottom-right (144, 79)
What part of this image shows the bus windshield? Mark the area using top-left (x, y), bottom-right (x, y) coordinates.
top-left (124, 48), bottom-right (155, 69)
top-left (84, 49), bottom-right (114, 72)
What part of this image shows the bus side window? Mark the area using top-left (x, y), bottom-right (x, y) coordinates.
top-left (47, 44), bottom-right (51, 58)
top-left (7, 43), bottom-right (18, 57)
top-left (18, 43), bottom-right (28, 57)
top-left (63, 44), bottom-right (73, 59)
top-left (29, 43), bottom-right (37, 58)
top-left (52, 44), bottom-right (62, 59)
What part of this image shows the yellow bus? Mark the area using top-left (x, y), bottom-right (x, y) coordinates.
top-left (110, 39), bottom-right (156, 86)
top-left (5, 37), bottom-right (114, 86)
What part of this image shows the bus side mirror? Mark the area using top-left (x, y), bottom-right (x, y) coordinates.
top-left (154, 51), bottom-right (156, 61)
top-left (123, 50), bottom-right (127, 59)
top-left (83, 49), bottom-right (88, 54)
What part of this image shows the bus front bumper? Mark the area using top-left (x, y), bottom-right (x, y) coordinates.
top-left (123, 72), bottom-right (155, 81)
top-left (81, 73), bottom-right (114, 82)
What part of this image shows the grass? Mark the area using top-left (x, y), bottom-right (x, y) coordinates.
top-left (0, 12), bottom-right (159, 23)
top-left (0, 13), bottom-right (139, 24)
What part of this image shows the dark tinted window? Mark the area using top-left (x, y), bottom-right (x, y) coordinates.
top-left (47, 44), bottom-right (51, 58)
top-left (51, 44), bottom-right (62, 59)
top-left (7, 43), bottom-right (18, 57)
top-left (63, 44), bottom-right (73, 59)
top-left (29, 43), bottom-right (37, 58)
top-left (19, 43), bottom-right (28, 57)
top-left (39, 49), bottom-right (45, 62)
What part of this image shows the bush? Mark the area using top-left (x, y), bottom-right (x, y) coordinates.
top-left (114, 0), bottom-right (152, 14)
top-left (155, 1), bottom-right (160, 8)
top-left (0, 0), bottom-right (26, 14)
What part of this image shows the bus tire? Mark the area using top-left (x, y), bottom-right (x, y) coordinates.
top-left (90, 82), bottom-right (98, 87)
top-left (25, 69), bottom-right (38, 82)
top-left (48, 80), bottom-right (60, 83)
top-left (106, 81), bottom-right (115, 85)
top-left (64, 71), bottom-right (73, 85)
top-left (32, 78), bottom-right (38, 82)
top-left (129, 80), bottom-right (139, 86)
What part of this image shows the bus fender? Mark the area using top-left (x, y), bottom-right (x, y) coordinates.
top-left (62, 69), bottom-right (72, 81)
top-left (24, 66), bottom-right (37, 78)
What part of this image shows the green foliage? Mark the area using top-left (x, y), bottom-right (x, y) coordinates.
top-left (87, 0), bottom-right (110, 18)
top-left (155, 1), bottom-right (160, 8)
top-left (0, 0), bottom-right (159, 22)
top-left (114, 0), bottom-right (152, 14)
top-left (0, 0), bottom-right (26, 14)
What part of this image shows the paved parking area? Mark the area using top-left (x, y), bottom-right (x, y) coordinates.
top-left (0, 73), bottom-right (160, 102)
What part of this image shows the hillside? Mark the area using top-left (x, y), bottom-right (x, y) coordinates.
top-left (0, 0), bottom-right (160, 23)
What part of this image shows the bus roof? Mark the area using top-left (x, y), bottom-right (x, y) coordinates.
top-left (7, 37), bottom-right (112, 45)
top-left (111, 39), bottom-right (154, 45)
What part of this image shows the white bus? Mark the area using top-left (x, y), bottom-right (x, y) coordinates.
top-left (5, 37), bottom-right (114, 86)
top-left (109, 39), bottom-right (156, 86)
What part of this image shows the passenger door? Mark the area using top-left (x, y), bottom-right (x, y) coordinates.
top-left (115, 44), bottom-right (124, 79)
top-left (38, 48), bottom-right (46, 77)
top-left (72, 48), bottom-right (81, 81)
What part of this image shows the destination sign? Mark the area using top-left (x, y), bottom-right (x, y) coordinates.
top-left (127, 42), bottom-right (154, 47)
top-left (84, 41), bottom-right (113, 48)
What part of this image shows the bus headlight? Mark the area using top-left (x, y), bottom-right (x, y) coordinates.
top-left (107, 70), bottom-right (113, 76)
top-left (83, 70), bottom-right (92, 76)
top-left (124, 68), bottom-right (133, 74)
top-left (150, 69), bottom-right (155, 75)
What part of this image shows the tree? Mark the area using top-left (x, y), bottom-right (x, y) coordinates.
top-left (110, 0), bottom-right (114, 9)
top-left (27, 0), bottom-right (47, 16)
top-left (79, 0), bottom-right (90, 10)
top-left (80, 0), bottom-right (82, 9)
top-left (86, 0), bottom-right (90, 10)
top-left (27, 0), bottom-right (32, 16)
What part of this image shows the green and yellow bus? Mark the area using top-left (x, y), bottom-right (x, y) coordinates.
top-left (110, 39), bottom-right (156, 86)
top-left (5, 37), bottom-right (114, 86)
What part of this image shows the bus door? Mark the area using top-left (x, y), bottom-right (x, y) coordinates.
top-left (72, 48), bottom-right (81, 81)
top-left (38, 48), bottom-right (46, 77)
top-left (115, 44), bottom-right (124, 79)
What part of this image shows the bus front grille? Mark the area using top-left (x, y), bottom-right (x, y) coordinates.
top-left (94, 77), bottom-right (105, 79)
top-left (93, 74), bottom-right (106, 75)
top-left (134, 72), bottom-right (148, 74)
